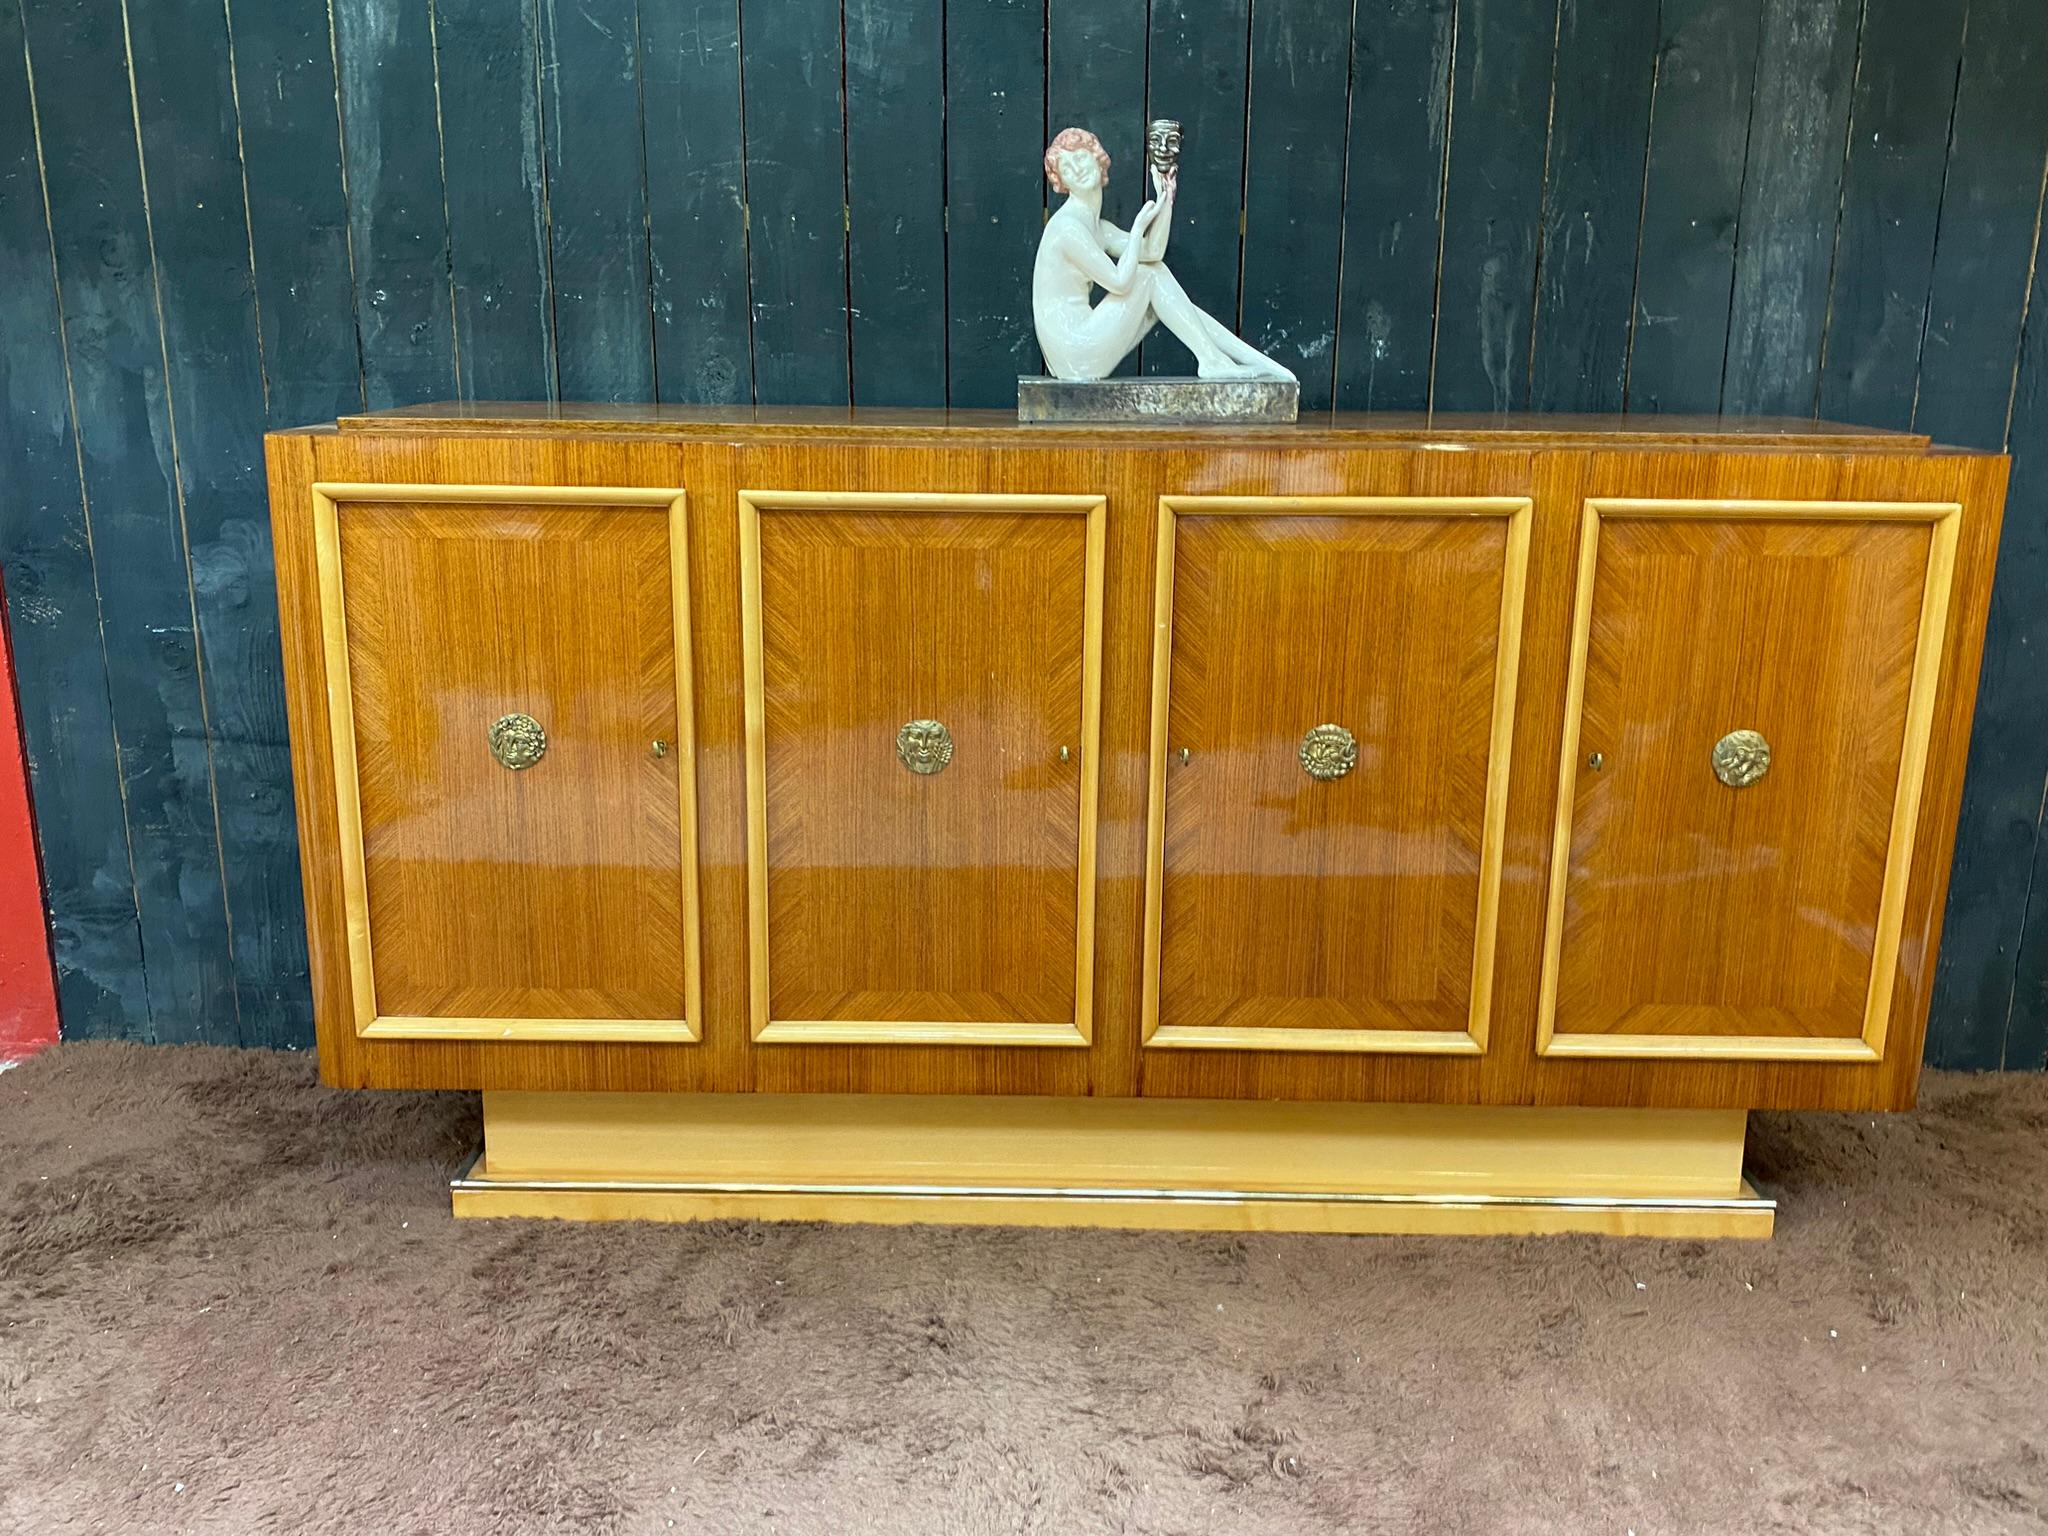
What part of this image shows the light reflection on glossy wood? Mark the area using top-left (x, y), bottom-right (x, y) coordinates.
top-left (739, 490), bottom-right (1105, 1046)
top-left (344, 400), bottom-right (1932, 452)
top-left (1538, 499), bottom-right (1961, 1060)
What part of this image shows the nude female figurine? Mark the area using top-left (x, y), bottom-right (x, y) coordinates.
top-left (1032, 127), bottom-right (1293, 383)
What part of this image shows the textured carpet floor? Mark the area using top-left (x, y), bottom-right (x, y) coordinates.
top-left (0, 1046), bottom-right (2044, 1534)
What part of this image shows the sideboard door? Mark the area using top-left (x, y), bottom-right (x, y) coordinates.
top-left (740, 491), bottom-right (1105, 1046)
top-left (1539, 498), bottom-right (1960, 1062)
top-left (313, 482), bottom-right (701, 1042)
top-left (1142, 496), bottom-right (1531, 1056)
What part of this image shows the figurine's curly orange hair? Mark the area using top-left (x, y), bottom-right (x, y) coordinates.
top-left (1043, 127), bottom-right (1110, 194)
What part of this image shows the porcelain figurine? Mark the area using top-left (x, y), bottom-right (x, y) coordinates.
top-left (1032, 124), bottom-right (1293, 383)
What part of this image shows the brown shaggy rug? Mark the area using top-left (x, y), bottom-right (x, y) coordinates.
top-left (1, 1044), bottom-right (2044, 1534)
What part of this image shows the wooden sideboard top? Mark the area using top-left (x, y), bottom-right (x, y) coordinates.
top-left (321, 402), bottom-right (1947, 453)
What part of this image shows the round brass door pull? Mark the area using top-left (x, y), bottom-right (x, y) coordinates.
top-left (488, 712), bottom-right (547, 771)
top-left (1299, 723), bottom-right (1358, 781)
top-left (1712, 729), bottom-right (1770, 788)
top-left (896, 719), bottom-right (954, 775)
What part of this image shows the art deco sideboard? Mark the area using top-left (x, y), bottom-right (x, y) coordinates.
top-left (265, 406), bottom-right (2008, 1238)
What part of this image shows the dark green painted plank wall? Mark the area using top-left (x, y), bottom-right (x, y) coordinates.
top-left (1, 0), bottom-right (2044, 1067)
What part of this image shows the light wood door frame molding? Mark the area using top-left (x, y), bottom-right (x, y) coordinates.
top-left (738, 489), bottom-right (1108, 1047)
top-left (310, 481), bottom-right (704, 1043)
top-left (1140, 494), bottom-right (1533, 1056)
top-left (1536, 497), bottom-right (1963, 1063)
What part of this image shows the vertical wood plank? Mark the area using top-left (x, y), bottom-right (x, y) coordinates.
top-left (20, 0), bottom-right (238, 1043)
top-left (1814, 0), bottom-right (1967, 430)
top-left (1141, 0), bottom-right (1250, 378)
top-left (1932, 228), bottom-right (2048, 1068)
top-left (1432, 0), bottom-right (1562, 412)
top-left (1912, 0), bottom-right (2048, 450)
top-left (1239, 0), bottom-right (1352, 406)
top-left (332, 0), bottom-right (457, 407)
top-left (1529, 0), bottom-right (1658, 413)
top-left (944, 0), bottom-right (1045, 407)
top-left (1047, 0), bottom-right (1146, 194)
top-left (2010, 807), bottom-right (2048, 1071)
top-left (222, 0), bottom-right (362, 1047)
top-left (128, 0), bottom-right (313, 1045)
top-left (740, 0), bottom-right (849, 404)
top-left (1626, 0), bottom-right (1764, 414)
top-left (226, 0), bottom-right (366, 426)
top-left (1046, 0), bottom-right (1146, 379)
top-left (539, 0), bottom-right (654, 402)
top-left (436, 0), bottom-right (556, 402)
top-left (1919, 0), bottom-right (2048, 1069)
top-left (0, 0), bottom-right (147, 1036)
top-left (641, 0), bottom-right (754, 404)
top-left (845, 0), bottom-right (945, 406)
top-left (1333, 0), bottom-right (1454, 412)
top-left (1719, 0), bottom-right (1860, 417)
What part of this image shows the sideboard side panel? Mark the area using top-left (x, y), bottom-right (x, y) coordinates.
top-left (272, 429), bottom-right (355, 1080)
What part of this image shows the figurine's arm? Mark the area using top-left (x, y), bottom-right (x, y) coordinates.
top-left (1140, 175), bottom-right (1174, 260)
top-left (1095, 191), bottom-right (1173, 262)
top-left (1066, 201), bottom-right (1162, 295)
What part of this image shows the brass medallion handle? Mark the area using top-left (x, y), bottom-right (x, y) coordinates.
top-left (896, 718), bottom-right (954, 776)
top-left (1299, 723), bottom-right (1358, 782)
top-left (1711, 729), bottom-right (1770, 789)
top-left (488, 712), bottom-right (547, 771)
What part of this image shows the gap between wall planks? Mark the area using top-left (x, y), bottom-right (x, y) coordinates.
top-left (0, 0), bottom-right (2044, 1065)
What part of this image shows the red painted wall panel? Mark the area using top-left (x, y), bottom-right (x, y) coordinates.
top-left (0, 586), bottom-right (59, 1058)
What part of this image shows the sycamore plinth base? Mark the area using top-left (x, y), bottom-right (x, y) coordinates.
top-left (452, 1093), bottom-right (1774, 1239)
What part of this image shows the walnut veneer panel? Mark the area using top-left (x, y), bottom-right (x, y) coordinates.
top-left (742, 492), bottom-right (1104, 1046)
top-left (312, 484), bottom-right (701, 1042)
top-left (1541, 501), bottom-right (1957, 1061)
top-left (1144, 497), bottom-right (1527, 1054)
top-left (267, 418), bottom-right (2007, 1111)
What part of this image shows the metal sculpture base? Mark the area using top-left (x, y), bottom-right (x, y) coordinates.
top-left (1017, 375), bottom-right (1299, 424)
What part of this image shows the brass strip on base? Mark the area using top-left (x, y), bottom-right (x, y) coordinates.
top-left (452, 1169), bottom-right (1775, 1239)
top-left (450, 1092), bottom-right (1775, 1239)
